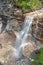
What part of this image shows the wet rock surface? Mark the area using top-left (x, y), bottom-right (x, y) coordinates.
top-left (4, 57), bottom-right (29, 65)
top-left (0, 17), bottom-right (35, 65)
top-left (0, 4), bottom-right (43, 65)
top-left (0, 17), bottom-right (21, 64)
top-left (0, 16), bottom-right (43, 65)
top-left (32, 18), bottom-right (43, 43)
top-left (22, 43), bottom-right (36, 57)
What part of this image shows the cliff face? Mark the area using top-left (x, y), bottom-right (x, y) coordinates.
top-left (24, 9), bottom-right (43, 43)
top-left (32, 18), bottom-right (43, 43)
top-left (0, 9), bottom-right (43, 65)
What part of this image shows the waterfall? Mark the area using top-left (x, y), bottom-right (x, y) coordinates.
top-left (11, 16), bottom-right (34, 59)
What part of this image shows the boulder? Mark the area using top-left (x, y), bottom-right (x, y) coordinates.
top-left (6, 19), bottom-right (21, 31)
top-left (22, 41), bottom-right (36, 57)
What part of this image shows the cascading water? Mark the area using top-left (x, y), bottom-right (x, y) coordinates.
top-left (11, 16), bottom-right (34, 59)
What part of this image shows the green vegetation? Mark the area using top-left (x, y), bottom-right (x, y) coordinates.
top-left (39, 0), bottom-right (43, 6)
top-left (7, 0), bottom-right (43, 13)
top-left (31, 48), bottom-right (43, 65)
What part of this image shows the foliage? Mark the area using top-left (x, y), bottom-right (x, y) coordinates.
top-left (7, 0), bottom-right (42, 12)
top-left (31, 48), bottom-right (43, 65)
top-left (39, 0), bottom-right (43, 6)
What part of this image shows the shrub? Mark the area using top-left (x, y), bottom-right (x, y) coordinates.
top-left (7, 0), bottom-right (42, 12)
top-left (31, 48), bottom-right (43, 65)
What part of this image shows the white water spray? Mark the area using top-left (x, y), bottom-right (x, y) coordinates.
top-left (11, 16), bottom-right (34, 59)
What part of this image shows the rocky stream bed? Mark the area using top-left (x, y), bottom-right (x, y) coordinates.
top-left (0, 8), bottom-right (43, 65)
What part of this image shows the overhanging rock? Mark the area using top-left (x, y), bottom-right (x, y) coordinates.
top-left (24, 9), bottom-right (43, 20)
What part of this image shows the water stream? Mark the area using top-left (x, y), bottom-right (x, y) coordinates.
top-left (11, 16), bottom-right (34, 59)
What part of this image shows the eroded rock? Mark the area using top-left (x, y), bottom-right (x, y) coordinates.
top-left (6, 19), bottom-right (21, 31)
top-left (22, 41), bottom-right (36, 57)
